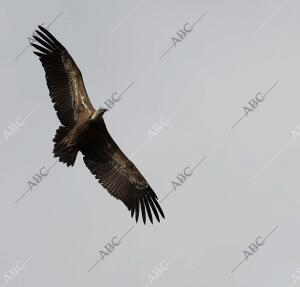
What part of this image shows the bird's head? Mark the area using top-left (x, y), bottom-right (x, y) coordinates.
top-left (91, 108), bottom-right (108, 121)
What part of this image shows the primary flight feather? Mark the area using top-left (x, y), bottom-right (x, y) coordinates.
top-left (31, 26), bottom-right (165, 224)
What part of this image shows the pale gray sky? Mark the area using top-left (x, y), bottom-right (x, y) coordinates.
top-left (0, 0), bottom-right (300, 286)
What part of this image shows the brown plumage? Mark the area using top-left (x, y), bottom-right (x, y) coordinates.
top-left (31, 26), bottom-right (164, 224)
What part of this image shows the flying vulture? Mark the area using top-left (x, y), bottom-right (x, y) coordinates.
top-left (31, 26), bottom-right (165, 224)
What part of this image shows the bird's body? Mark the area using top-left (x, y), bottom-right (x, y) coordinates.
top-left (31, 26), bottom-right (165, 224)
top-left (53, 110), bottom-right (101, 166)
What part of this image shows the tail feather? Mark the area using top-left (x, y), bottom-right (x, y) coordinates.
top-left (53, 126), bottom-right (78, 167)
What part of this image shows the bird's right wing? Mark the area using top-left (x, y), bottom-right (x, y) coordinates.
top-left (82, 130), bottom-right (165, 224)
top-left (31, 25), bottom-right (95, 128)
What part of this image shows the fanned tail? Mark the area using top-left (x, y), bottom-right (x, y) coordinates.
top-left (53, 126), bottom-right (78, 167)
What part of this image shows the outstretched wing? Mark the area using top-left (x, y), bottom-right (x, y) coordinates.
top-left (82, 129), bottom-right (165, 224)
top-left (31, 25), bottom-right (95, 127)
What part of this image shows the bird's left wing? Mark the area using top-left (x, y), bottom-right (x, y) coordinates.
top-left (82, 131), bottom-right (165, 224)
top-left (31, 25), bottom-right (95, 128)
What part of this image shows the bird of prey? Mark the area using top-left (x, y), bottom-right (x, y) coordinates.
top-left (31, 26), bottom-right (165, 224)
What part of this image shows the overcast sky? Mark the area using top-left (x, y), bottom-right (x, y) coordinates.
top-left (1, 0), bottom-right (300, 286)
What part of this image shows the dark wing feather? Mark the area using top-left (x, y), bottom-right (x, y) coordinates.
top-left (82, 129), bottom-right (165, 224)
top-left (31, 25), bottom-right (95, 127)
